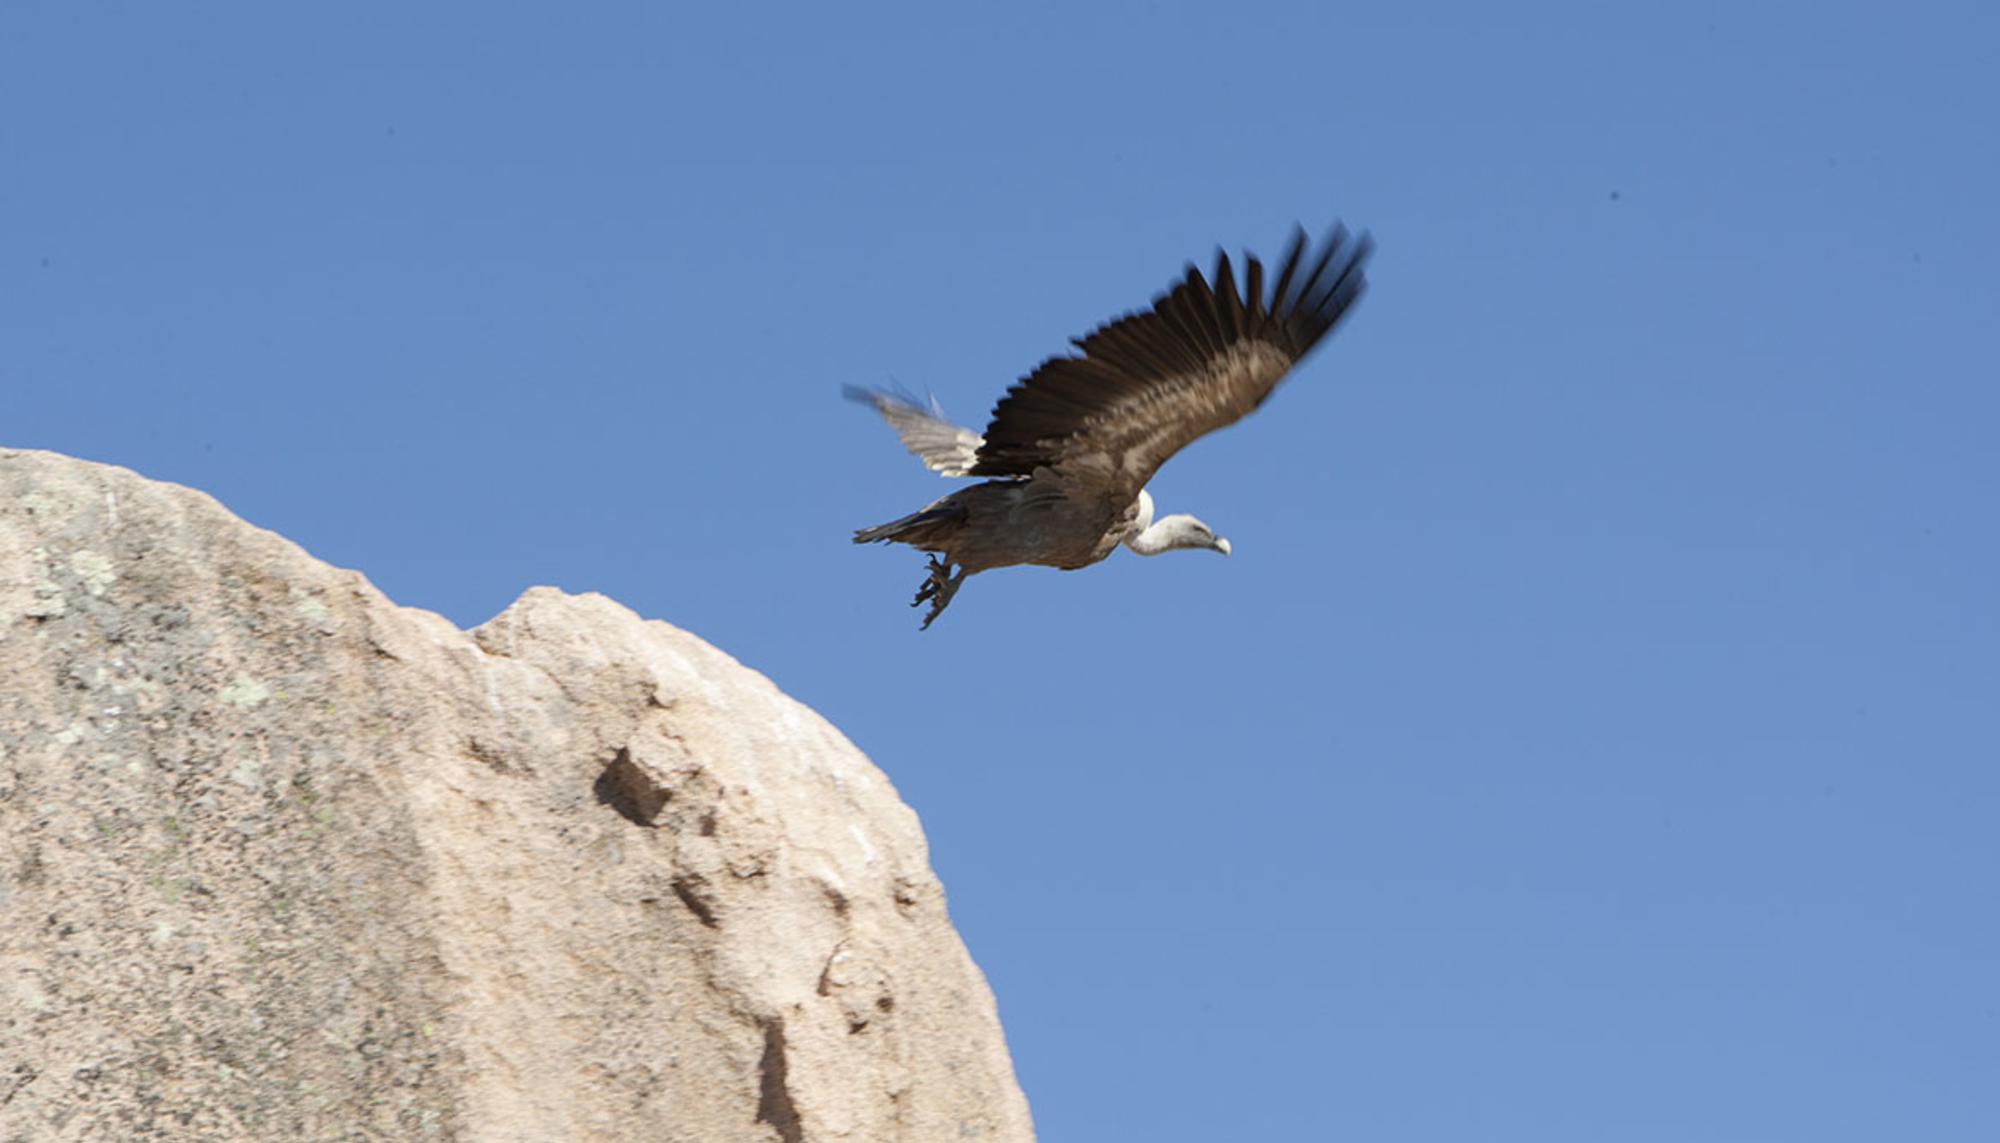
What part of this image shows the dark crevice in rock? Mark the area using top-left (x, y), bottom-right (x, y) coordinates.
top-left (595, 747), bottom-right (671, 826)
top-left (815, 947), bottom-right (839, 997)
top-left (755, 1018), bottom-right (804, 1143)
top-left (670, 875), bottom-right (718, 929)
top-left (464, 737), bottom-right (511, 773)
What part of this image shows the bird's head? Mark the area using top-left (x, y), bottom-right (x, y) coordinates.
top-left (1130, 512), bottom-right (1231, 557)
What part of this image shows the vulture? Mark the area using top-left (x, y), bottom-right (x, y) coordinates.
top-left (850, 222), bottom-right (1373, 629)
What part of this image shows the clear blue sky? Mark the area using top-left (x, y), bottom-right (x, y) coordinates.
top-left (8, 3), bottom-right (1997, 1139)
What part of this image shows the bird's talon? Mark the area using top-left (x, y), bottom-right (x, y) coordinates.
top-left (906, 558), bottom-right (962, 629)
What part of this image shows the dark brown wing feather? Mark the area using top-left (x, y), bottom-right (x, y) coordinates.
top-left (967, 224), bottom-right (1373, 500)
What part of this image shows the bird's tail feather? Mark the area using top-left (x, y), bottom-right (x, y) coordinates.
top-left (853, 505), bottom-right (963, 545)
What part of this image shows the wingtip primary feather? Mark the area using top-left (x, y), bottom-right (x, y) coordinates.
top-left (843, 382), bottom-right (936, 414)
top-left (848, 382), bottom-right (985, 478)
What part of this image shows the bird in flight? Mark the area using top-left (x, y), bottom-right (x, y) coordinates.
top-left (850, 222), bottom-right (1373, 629)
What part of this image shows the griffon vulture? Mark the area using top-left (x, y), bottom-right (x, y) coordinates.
top-left (850, 222), bottom-right (1373, 629)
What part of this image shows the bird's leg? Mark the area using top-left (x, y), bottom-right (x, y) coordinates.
top-left (911, 554), bottom-right (949, 607)
top-left (910, 555), bottom-right (965, 630)
top-left (920, 567), bottom-right (966, 630)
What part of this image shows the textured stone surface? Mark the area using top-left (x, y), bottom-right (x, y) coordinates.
top-left (0, 448), bottom-right (1032, 1142)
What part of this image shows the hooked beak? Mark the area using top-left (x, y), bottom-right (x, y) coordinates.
top-left (1214, 537), bottom-right (1231, 556)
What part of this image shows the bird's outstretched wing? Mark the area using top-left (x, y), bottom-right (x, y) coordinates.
top-left (968, 224), bottom-right (1372, 501)
top-left (844, 385), bottom-right (986, 478)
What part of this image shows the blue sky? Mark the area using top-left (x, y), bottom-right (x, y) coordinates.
top-left (7, 2), bottom-right (1997, 1138)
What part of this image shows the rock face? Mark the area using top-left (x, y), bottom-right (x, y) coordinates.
top-left (0, 449), bottom-right (1033, 1142)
